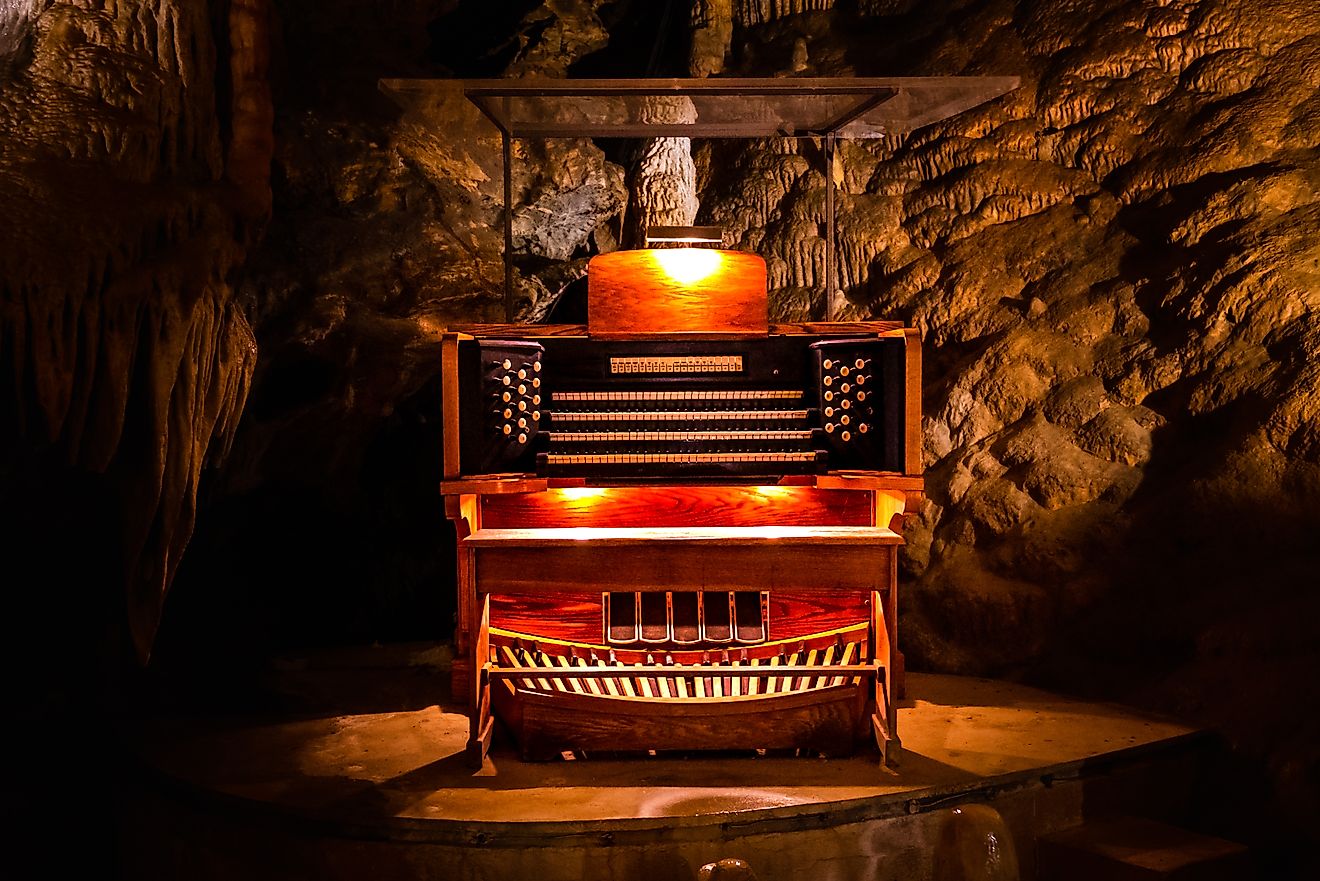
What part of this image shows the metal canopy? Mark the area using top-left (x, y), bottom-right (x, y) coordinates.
top-left (378, 76), bottom-right (1019, 321)
top-left (380, 76), bottom-right (1019, 139)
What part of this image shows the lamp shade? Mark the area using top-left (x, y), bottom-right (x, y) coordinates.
top-left (587, 249), bottom-right (768, 336)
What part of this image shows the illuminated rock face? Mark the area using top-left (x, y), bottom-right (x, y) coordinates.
top-left (4, 0), bottom-right (1318, 833)
top-left (702, 0), bottom-right (1320, 832)
top-left (707, 0), bottom-right (1320, 688)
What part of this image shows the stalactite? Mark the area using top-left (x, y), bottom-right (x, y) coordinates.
top-left (690, 0), bottom-right (733, 77)
top-left (0, 0), bottom-right (269, 659)
top-left (734, 0), bottom-right (834, 27)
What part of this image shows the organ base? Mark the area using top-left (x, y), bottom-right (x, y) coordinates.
top-left (488, 627), bottom-right (882, 761)
top-left (449, 489), bottom-right (912, 767)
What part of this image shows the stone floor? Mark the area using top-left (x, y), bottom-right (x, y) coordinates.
top-left (125, 671), bottom-right (1201, 847)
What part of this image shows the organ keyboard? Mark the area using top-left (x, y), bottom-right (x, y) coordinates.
top-left (453, 334), bottom-right (909, 479)
top-left (440, 249), bottom-right (922, 766)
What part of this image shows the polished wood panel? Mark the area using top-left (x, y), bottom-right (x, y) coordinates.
top-left (440, 477), bottom-right (549, 496)
top-left (770, 591), bottom-right (870, 640)
top-left (771, 321), bottom-right (905, 335)
top-left (490, 592), bottom-right (602, 644)
top-left (498, 680), bottom-right (870, 760)
top-left (466, 525), bottom-right (902, 547)
top-left (440, 334), bottom-right (464, 479)
top-left (588, 249), bottom-right (768, 335)
top-left (446, 494), bottom-right (478, 705)
top-left (473, 542), bottom-right (895, 595)
top-left (480, 486), bottom-right (873, 529)
top-left (488, 591), bottom-right (869, 646)
top-left (467, 594), bottom-right (492, 764)
top-left (904, 327), bottom-right (922, 476)
top-left (490, 624), bottom-right (868, 664)
top-left (452, 321), bottom-right (908, 338)
top-left (871, 589), bottom-right (897, 764)
top-left (450, 323), bottom-right (589, 337)
top-left (443, 474), bottom-right (923, 495)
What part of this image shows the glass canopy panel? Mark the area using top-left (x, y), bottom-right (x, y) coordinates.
top-left (379, 77), bottom-right (1020, 138)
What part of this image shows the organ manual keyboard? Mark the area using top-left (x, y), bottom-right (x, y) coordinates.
top-left (440, 246), bottom-right (924, 766)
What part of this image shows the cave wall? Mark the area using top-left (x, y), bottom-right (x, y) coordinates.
top-left (0, 0), bottom-right (270, 665)
top-left (698, 0), bottom-right (1320, 837)
top-left (194, 0), bottom-right (1317, 846)
top-left (3, 0), bottom-right (1317, 862)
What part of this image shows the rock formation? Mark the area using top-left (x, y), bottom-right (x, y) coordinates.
top-left (0, 0), bottom-right (268, 661)
top-left (699, 0), bottom-right (1320, 843)
top-left (3, 0), bottom-right (1318, 858)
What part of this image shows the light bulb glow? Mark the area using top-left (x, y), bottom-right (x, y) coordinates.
top-left (556, 487), bottom-right (608, 502)
top-left (651, 248), bottom-right (722, 285)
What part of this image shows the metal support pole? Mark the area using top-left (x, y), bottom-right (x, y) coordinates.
top-left (824, 133), bottom-right (836, 321)
top-left (502, 129), bottom-right (514, 322)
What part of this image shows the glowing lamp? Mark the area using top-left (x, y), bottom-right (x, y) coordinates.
top-left (556, 487), bottom-right (608, 502)
top-left (651, 248), bottom-right (723, 285)
top-left (587, 248), bottom-right (768, 335)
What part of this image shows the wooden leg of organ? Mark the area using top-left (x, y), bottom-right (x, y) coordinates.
top-left (466, 594), bottom-right (494, 767)
top-left (446, 495), bottom-right (478, 708)
top-left (872, 589), bottom-right (901, 767)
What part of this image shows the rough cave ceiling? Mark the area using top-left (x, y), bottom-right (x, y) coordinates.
top-left (1, 0), bottom-right (1318, 833)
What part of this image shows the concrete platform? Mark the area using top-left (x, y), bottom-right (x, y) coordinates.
top-left (121, 670), bottom-right (1213, 881)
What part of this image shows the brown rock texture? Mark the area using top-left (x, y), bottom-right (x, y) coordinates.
top-left (690, 0), bottom-right (734, 77)
top-left (0, 0), bottom-right (267, 659)
top-left (158, 0), bottom-right (629, 658)
top-left (5, 0), bottom-right (1317, 864)
top-left (700, 0), bottom-right (1320, 847)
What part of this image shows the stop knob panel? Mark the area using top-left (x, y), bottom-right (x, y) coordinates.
top-left (810, 337), bottom-right (906, 472)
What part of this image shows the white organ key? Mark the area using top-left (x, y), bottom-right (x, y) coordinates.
top-left (551, 390), bottom-right (802, 402)
top-left (549, 430), bottom-right (814, 442)
top-left (551, 409), bottom-right (810, 422)
top-left (544, 452), bottom-right (817, 464)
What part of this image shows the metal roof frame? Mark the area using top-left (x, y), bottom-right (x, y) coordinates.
top-left (379, 77), bottom-right (1019, 320)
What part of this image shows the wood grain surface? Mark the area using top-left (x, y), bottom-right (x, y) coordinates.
top-left (588, 249), bottom-right (768, 335)
top-left (487, 590), bottom-right (871, 645)
top-left (502, 681), bottom-right (869, 758)
top-left (452, 321), bottom-right (907, 338)
top-left (490, 591), bottom-right (602, 644)
top-left (473, 542), bottom-right (895, 595)
top-left (479, 486), bottom-right (873, 529)
top-left (489, 622), bottom-right (868, 663)
top-left (465, 525), bottom-right (902, 546)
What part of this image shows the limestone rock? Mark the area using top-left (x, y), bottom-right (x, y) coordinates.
top-left (705, 0), bottom-right (1320, 837)
top-left (690, 0), bottom-right (734, 77)
top-left (0, 0), bottom-right (265, 659)
top-left (513, 141), bottom-right (626, 261)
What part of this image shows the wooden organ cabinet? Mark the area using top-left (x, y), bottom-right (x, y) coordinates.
top-left (441, 247), bottom-right (924, 766)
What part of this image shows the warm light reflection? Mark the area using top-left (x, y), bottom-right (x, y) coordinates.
top-left (651, 247), bottom-right (723, 285)
top-left (555, 487), bottom-right (609, 502)
top-left (750, 486), bottom-right (795, 502)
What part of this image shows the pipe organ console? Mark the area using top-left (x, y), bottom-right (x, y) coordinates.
top-left (441, 248), bottom-right (923, 766)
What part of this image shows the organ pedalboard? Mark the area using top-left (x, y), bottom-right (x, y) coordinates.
top-left (457, 336), bottom-right (909, 479)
